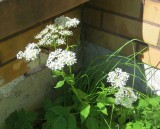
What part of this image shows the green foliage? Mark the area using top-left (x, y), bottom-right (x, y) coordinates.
top-left (55, 80), bottom-right (65, 88)
top-left (5, 109), bottom-right (37, 129)
top-left (86, 117), bottom-right (99, 129)
top-left (80, 103), bottom-right (91, 122)
top-left (6, 39), bottom-right (160, 129)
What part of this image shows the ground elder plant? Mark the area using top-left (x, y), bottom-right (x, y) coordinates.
top-left (5, 16), bottom-right (160, 129)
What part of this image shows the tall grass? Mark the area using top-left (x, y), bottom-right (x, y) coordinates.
top-left (75, 39), bottom-right (152, 98)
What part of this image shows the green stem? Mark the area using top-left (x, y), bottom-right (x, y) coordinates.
top-left (101, 114), bottom-right (111, 129)
top-left (110, 104), bottom-right (115, 127)
top-left (69, 83), bottom-right (83, 104)
top-left (69, 66), bottom-right (72, 74)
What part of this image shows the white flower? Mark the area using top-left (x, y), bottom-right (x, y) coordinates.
top-left (66, 18), bottom-right (80, 28)
top-left (59, 30), bottom-right (73, 36)
top-left (17, 43), bottom-right (41, 61)
top-left (54, 16), bottom-right (80, 28)
top-left (56, 38), bottom-right (66, 45)
top-left (46, 49), bottom-right (77, 70)
top-left (17, 51), bottom-right (24, 59)
top-left (54, 16), bottom-right (70, 27)
top-left (63, 50), bottom-right (77, 66)
top-left (35, 16), bottom-right (79, 46)
top-left (115, 87), bottom-right (137, 108)
top-left (107, 68), bottom-right (129, 88)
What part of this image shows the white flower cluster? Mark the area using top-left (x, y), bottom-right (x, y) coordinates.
top-left (107, 68), bottom-right (137, 108)
top-left (115, 87), bottom-right (137, 108)
top-left (17, 43), bottom-right (41, 61)
top-left (35, 16), bottom-right (80, 46)
top-left (107, 68), bottom-right (129, 88)
top-left (54, 15), bottom-right (80, 28)
top-left (17, 16), bottom-right (79, 71)
top-left (46, 49), bottom-right (77, 70)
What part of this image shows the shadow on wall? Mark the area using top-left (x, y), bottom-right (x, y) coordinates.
top-left (79, 0), bottom-right (160, 95)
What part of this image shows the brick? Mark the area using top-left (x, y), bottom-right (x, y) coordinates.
top-left (86, 27), bottom-right (137, 56)
top-left (143, 0), bottom-right (160, 25)
top-left (0, 0), bottom-right (88, 40)
top-left (138, 45), bottom-right (160, 69)
top-left (142, 23), bottom-right (160, 46)
top-left (86, 27), bottom-right (160, 68)
top-left (83, 7), bottom-right (102, 28)
top-left (0, 60), bottom-right (29, 87)
top-left (89, 0), bottom-right (142, 19)
top-left (103, 12), bottom-right (159, 46)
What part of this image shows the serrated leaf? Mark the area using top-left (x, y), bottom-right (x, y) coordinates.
top-left (52, 105), bottom-right (69, 116)
top-left (86, 117), bottom-right (99, 129)
top-left (44, 110), bottom-right (57, 122)
top-left (55, 80), bottom-right (65, 88)
top-left (138, 99), bottom-right (148, 108)
top-left (97, 102), bottom-right (108, 115)
top-left (68, 114), bottom-right (76, 129)
top-left (147, 98), bottom-right (159, 107)
top-left (80, 103), bottom-right (90, 122)
top-left (54, 116), bottom-right (67, 129)
top-left (133, 121), bottom-right (142, 129)
top-left (5, 109), bottom-right (36, 129)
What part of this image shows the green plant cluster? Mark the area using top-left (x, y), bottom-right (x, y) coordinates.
top-left (8, 15), bottom-right (160, 129)
top-left (5, 40), bottom-right (160, 129)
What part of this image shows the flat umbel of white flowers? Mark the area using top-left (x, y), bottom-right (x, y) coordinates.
top-left (46, 49), bottom-right (77, 71)
top-left (107, 68), bottom-right (137, 108)
top-left (17, 43), bottom-right (41, 61)
top-left (107, 68), bottom-right (129, 88)
top-left (35, 16), bottom-right (80, 46)
top-left (17, 16), bottom-right (80, 70)
top-left (115, 87), bottom-right (137, 108)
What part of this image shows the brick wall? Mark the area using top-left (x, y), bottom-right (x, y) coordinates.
top-left (83, 0), bottom-right (160, 68)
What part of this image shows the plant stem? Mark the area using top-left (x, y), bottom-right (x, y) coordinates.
top-left (110, 104), bottom-right (115, 127)
top-left (69, 83), bottom-right (83, 104)
top-left (101, 114), bottom-right (111, 129)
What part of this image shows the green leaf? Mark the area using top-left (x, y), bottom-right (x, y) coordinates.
top-left (54, 116), bottom-right (67, 129)
top-left (125, 122), bottom-right (133, 129)
top-left (68, 114), bottom-right (76, 129)
top-left (52, 105), bottom-right (69, 116)
top-left (55, 80), bottom-right (65, 88)
top-left (147, 97), bottom-right (159, 107)
top-left (5, 109), bottom-right (36, 129)
top-left (75, 88), bottom-right (87, 99)
top-left (43, 98), bottom-right (54, 111)
top-left (86, 117), bottom-right (99, 129)
top-left (53, 70), bottom-right (62, 76)
top-left (118, 109), bottom-right (126, 126)
top-left (138, 99), bottom-right (148, 108)
top-left (80, 103), bottom-right (90, 122)
top-left (133, 121), bottom-right (142, 129)
top-left (44, 110), bottom-right (57, 122)
top-left (65, 74), bottom-right (75, 85)
top-left (97, 102), bottom-right (108, 115)
top-left (97, 97), bottom-right (115, 105)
